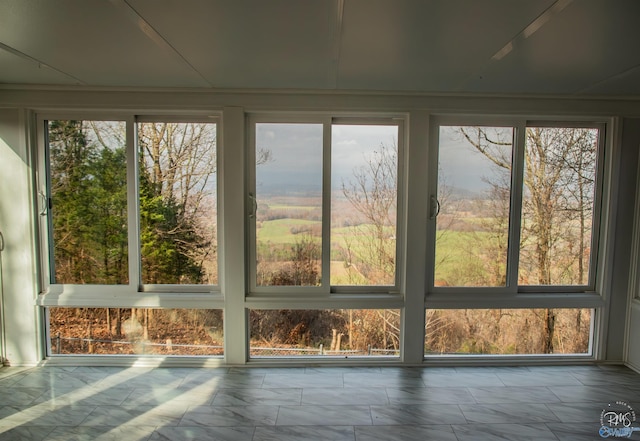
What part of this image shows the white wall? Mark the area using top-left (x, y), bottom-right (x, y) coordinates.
top-left (602, 118), bottom-right (640, 362)
top-left (624, 119), bottom-right (640, 371)
top-left (628, 302), bottom-right (640, 370)
top-left (0, 108), bottom-right (41, 365)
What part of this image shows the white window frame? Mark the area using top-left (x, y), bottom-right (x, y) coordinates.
top-left (135, 116), bottom-right (221, 294)
top-left (29, 106), bottom-right (616, 365)
top-left (247, 114), bottom-right (406, 298)
top-left (428, 116), bottom-right (525, 297)
top-left (35, 113), bottom-right (223, 308)
top-left (427, 115), bottom-right (610, 307)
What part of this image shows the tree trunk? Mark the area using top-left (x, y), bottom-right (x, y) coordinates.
top-left (543, 308), bottom-right (556, 353)
top-left (331, 329), bottom-right (337, 351)
top-left (106, 308), bottom-right (112, 337)
top-left (383, 310), bottom-right (387, 348)
top-left (143, 309), bottom-right (149, 340)
top-left (349, 311), bottom-right (353, 349)
top-left (87, 312), bottom-right (94, 354)
top-left (115, 308), bottom-right (122, 338)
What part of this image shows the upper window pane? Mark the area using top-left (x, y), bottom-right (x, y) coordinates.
top-left (255, 123), bottom-right (323, 287)
top-left (435, 126), bottom-right (513, 287)
top-left (46, 120), bottom-right (128, 284)
top-left (519, 127), bottom-right (599, 286)
top-left (138, 122), bottom-right (218, 285)
top-left (331, 124), bottom-right (398, 286)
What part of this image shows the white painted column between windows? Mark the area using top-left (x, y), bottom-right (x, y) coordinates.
top-left (221, 107), bottom-right (248, 364)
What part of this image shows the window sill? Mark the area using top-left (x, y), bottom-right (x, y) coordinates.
top-left (425, 291), bottom-right (605, 309)
top-left (245, 292), bottom-right (405, 309)
top-left (36, 288), bottom-right (224, 308)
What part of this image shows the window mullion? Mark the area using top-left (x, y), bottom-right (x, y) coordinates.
top-left (37, 117), bottom-right (54, 289)
top-left (247, 116), bottom-right (258, 294)
top-left (506, 121), bottom-right (527, 291)
top-left (322, 120), bottom-right (332, 292)
top-left (127, 116), bottom-right (141, 291)
top-left (394, 120), bottom-right (406, 293)
top-left (425, 116), bottom-right (440, 292)
top-left (589, 123), bottom-right (607, 290)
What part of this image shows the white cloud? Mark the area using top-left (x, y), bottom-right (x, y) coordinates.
top-left (335, 139), bottom-right (358, 147)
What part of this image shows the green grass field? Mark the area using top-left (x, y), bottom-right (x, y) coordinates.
top-left (434, 229), bottom-right (506, 286)
top-left (258, 220), bottom-right (394, 254)
top-left (266, 204), bottom-right (317, 211)
top-left (257, 219), bottom-right (321, 244)
top-left (257, 217), bottom-right (506, 287)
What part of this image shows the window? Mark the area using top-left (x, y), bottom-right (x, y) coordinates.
top-left (253, 123), bottom-right (324, 287)
top-left (48, 307), bottom-right (223, 356)
top-left (435, 126), bottom-right (513, 288)
top-left (519, 127), bottom-right (599, 287)
top-left (40, 117), bottom-right (222, 357)
top-left (250, 309), bottom-right (400, 358)
top-left (432, 121), bottom-right (603, 293)
top-left (331, 124), bottom-right (399, 286)
top-left (249, 117), bottom-right (403, 294)
top-left (137, 121), bottom-right (218, 286)
top-left (41, 118), bottom-right (219, 291)
top-left (36, 111), bottom-right (610, 364)
top-left (45, 120), bottom-right (128, 285)
top-left (425, 309), bottom-right (592, 355)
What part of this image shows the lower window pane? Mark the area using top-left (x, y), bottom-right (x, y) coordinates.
top-left (425, 308), bottom-right (592, 355)
top-left (48, 308), bottom-right (223, 356)
top-left (250, 309), bottom-right (400, 357)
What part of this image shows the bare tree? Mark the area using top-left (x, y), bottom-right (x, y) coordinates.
top-left (137, 122), bottom-right (218, 284)
top-left (459, 126), bottom-right (598, 353)
top-left (341, 142), bottom-right (397, 284)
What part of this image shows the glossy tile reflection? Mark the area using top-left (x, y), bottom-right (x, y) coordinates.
top-left (0, 364), bottom-right (637, 440)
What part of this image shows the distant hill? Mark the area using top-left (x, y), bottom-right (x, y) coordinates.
top-left (445, 186), bottom-right (484, 200)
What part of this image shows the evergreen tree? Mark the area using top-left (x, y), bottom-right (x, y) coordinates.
top-left (139, 168), bottom-right (206, 284)
top-left (48, 120), bottom-right (125, 283)
top-left (48, 120), bottom-right (209, 285)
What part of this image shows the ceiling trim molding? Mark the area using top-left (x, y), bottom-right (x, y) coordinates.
top-left (1, 83), bottom-right (639, 102)
top-left (2, 86), bottom-right (640, 119)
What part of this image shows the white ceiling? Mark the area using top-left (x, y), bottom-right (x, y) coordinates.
top-left (1, 0), bottom-right (640, 96)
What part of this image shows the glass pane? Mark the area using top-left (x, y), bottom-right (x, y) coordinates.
top-left (331, 124), bottom-right (398, 286)
top-left (435, 126), bottom-right (513, 287)
top-left (250, 309), bottom-right (400, 357)
top-left (519, 127), bottom-right (599, 286)
top-left (47, 120), bottom-right (128, 284)
top-left (425, 309), bottom-right (592, 355)
top-left (48, 308), bottom-right (223, 356)
top-left (255, 123), bottom-right (323, 287)
top-left (138, 122), bottom-right (218, 285)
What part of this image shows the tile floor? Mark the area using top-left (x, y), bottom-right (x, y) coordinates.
top-left (0, 364), bottom-right (638, 440)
